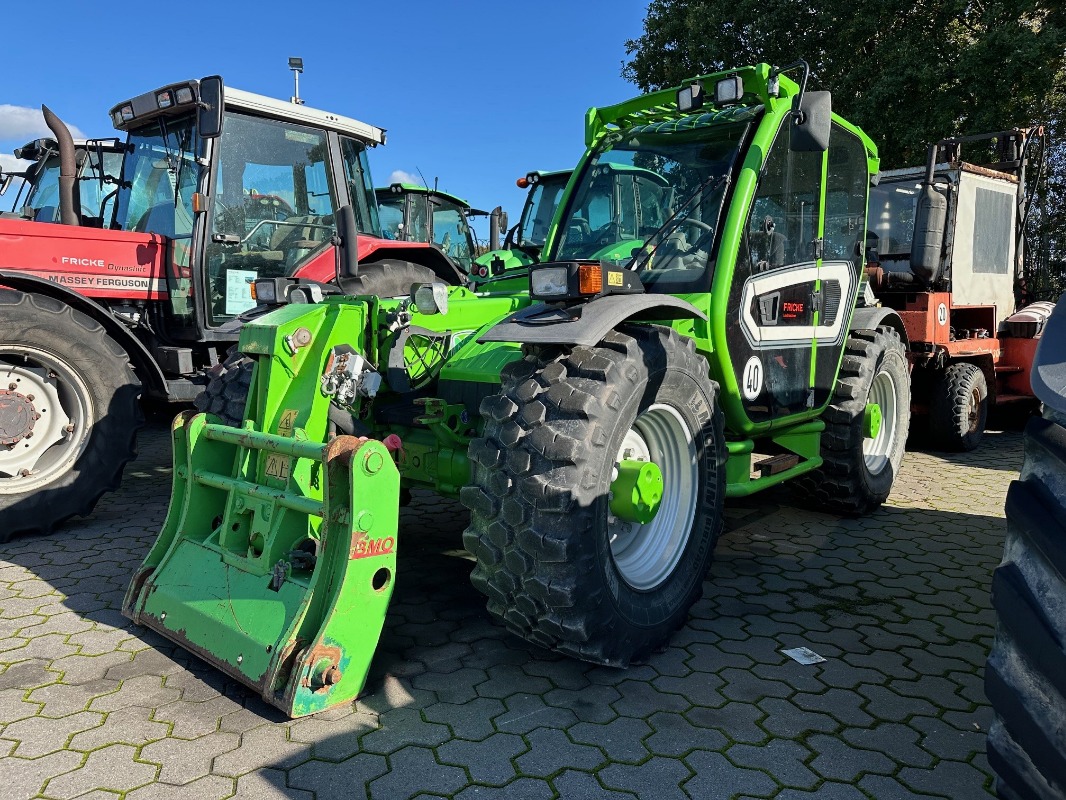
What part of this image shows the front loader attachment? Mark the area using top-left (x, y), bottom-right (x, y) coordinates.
top-left (123, 409), bottom-right (400, 717)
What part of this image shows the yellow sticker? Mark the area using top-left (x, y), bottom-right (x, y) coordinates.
top-left (278, 409), bottom-right (299, 437)
top-left (264, 454), bottom-right (291, 481)
top-left (607, 271), bottom-right (624, 287)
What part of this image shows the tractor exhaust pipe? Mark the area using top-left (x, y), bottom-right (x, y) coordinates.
top-left (488, 206), bottom-right (503, 251)
top-left (41, 105), bottom-right (79, 227)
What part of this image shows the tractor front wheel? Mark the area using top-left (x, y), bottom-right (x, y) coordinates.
top-left (462, 325), bottom-right (725, 666)
top-left (0, 290), bottom-right (142, 540)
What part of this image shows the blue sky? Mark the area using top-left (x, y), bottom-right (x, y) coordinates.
top-left (0, 0), bottom-right (650, 240)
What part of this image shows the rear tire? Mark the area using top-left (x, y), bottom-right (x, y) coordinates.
top-left (461, 325), bottom-right (726, 666)
top-left (792, 326), bottom-right (909, 515)
top-left (0, 290), bottom-right (142, 540)
top-left (343, 259), bottom-right (441, 298)
top-left (930, 362), bottom-right (988, 452)
top-left (986, 411), bottom-right (1066, 799)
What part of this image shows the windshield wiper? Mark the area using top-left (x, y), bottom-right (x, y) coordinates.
top-left (627, 173), bottom-right (728, 272)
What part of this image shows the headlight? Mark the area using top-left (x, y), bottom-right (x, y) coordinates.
top-left (175, 86), bottom-right (194, 104)
top-left (531, 267), bottom-right (569, 297)
top-left (253, 279), bottom-right (277, 304)
top-left (156, 91), bottom-right (173, 109)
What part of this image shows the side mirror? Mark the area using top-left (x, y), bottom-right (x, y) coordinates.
top-left (413, 282), bottom-right (449, 316)
top-left (198, 76), bottom-right (224, 139)
top-left (790, 91), bottom-right (832, 152)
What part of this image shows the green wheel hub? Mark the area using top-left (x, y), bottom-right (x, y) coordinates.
top-left (610, 458), bottom-right (664, 524)
top-left (863, 402), bottom-right (883, 439)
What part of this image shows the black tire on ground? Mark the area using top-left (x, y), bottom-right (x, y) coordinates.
top-left (930, 362), bottom-right (988, 452)
top-left (342, 259), bottom-right (442, 298)
top-left (460, 325), bottom-right (726, 666)
top-left (193, 260), bottom-right (442, 426)
top-left (791, 326), bottom-right (910, 516)
top-left (0, 289), bottom-right (142, 541)
top-left (986, 411), bottom-right (1066, 800)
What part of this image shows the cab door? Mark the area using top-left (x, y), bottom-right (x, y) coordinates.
top-left (725, 125), bottom-right (825, 424)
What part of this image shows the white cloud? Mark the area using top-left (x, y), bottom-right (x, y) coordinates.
top-left (0, 105), bottom-right (85, 142)
top-left (0, 153), bottom-right (31, 173)
top-left (387, 169), bottom-right (422, 186)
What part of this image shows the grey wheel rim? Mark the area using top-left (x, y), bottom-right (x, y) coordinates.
top-left (608, 404), bottom-right (698, 591)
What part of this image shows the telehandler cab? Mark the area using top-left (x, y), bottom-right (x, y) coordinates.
top-left (124, 62), bottom-right (911, 716)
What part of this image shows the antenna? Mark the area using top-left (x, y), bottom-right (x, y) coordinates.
top-left (415, 166), bottom-right (429, 190)
top-left (289, 57), bottom-right (305, 105)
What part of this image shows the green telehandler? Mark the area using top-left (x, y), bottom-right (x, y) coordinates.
top-left (124, 61), bottom-right (911, 717)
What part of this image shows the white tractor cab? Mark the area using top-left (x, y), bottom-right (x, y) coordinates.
top-left (1, 134), bottom-right (124, 227)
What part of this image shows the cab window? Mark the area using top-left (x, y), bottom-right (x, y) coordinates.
top-left (205, 112), bottom-right (338, 324)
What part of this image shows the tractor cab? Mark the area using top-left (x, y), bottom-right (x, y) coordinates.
top-left (511, 169), bottom-right (572, 255)
top-left (109, 78), bottom-right (391, 331)
top-left (2, 136), bottom-right (124, 226)
top-left (375, 184), bottom-right (478, 271)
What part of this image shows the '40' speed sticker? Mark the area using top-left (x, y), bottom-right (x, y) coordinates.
top-left (742, 356), bottom-right (763, 401)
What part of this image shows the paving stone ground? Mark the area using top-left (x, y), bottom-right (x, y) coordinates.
top-left (0, 417), bottom-right (1021, 799)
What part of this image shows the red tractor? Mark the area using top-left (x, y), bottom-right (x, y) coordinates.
top-left (865, 127), bottom-right (1051, 450)
top-left (0, 77), bottom-right (461, 539)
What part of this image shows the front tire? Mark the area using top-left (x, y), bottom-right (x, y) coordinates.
top-left (930, 362), bottom-right (988, 452)
top-left (461, 325), bottom-right (726, 666)
top-left (793, 326), bottom-right (910, 515)
top-left (0, 290), bottom-right (142, 540)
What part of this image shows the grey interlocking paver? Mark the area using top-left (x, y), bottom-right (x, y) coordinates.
top-left (359, 706), bottom-right (452, 755)
top-left (41, 743), bottom-right (157, 798)
top-left (437, 731), bottom-right (526, 784)
top-left (454, 777), bottom-right (554, 800)
top-left (422, 697), bottom-right (504, 742)
top-left (367, 745), bottom-right (467, 799)
top-left (513, 727), bottom-right (605, 776)
top-left (140, 731), bottom-right (241, 785)
top-left (288, 752), bottom-right (389, 796)
top-left (210, 724), bottom-right (310, 777)
top-left (0, 749), bottom-right (83, 799)
top-left (0, 420), bottom-right (1017, 798)
top-left (601, 755), bottom-right (694, 800)
top-left (230, 767), bottom-right (313, 799)
top-left (68, 705), bottom-right (170, 751)
top-left (644, 710), bottom-right (727, 757)
top-left (125, 774), bottom-right (234, 800)
top-left (4, 710), bottom-right (105, 757)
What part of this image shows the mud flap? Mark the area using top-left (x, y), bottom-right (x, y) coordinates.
top-left (122, 411), bottom-right (400, 717)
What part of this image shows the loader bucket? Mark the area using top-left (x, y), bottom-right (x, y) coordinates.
top-left (123, 409), bottom-right (400, 717)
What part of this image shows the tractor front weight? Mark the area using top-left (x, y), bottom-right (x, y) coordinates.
top-left (123, 302), bottom-right (404, 717)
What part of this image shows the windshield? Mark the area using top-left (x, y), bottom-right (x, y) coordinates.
top-left (868, 178), bottom-right (949, 258)
top-left (378, 195), bottom-right (404, 239)
top-left (433, 199), bottom-right (474, 270)
top-left (518, 175), bottom-right (568, 249)
top-left (114, 115), bottom-right (198, 237)
top-left (552, 120), bottom-right (747, 290)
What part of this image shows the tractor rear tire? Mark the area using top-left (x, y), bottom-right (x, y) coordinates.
top-left (792, 326), bottom-right (909, 515)
top-left (461, 325), bottom-right (726, 666)
top-left (344, 259), bottom-right (441, 298)
top-left (0, 289), bottom-right (142, 541)
top-left (930, 362), bottom-right (988, 452)
top-left (986, 410), bottom-right (1066, 800)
